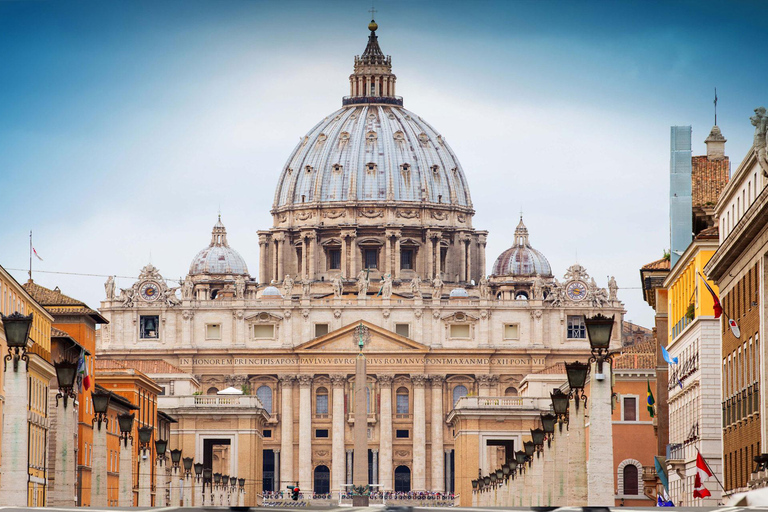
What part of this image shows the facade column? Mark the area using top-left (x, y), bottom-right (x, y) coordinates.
top-left (331, 375), bottom-right (347, 497)
top-left (0, 365), bottom-right (30, 506)
top-left (308, 232), bottom-right (316, 279)
top-left (272, 239), bottom-right (279, 283)
top-left (426, 233), bottom-right (434, 279)
top-left (372, 449), bottom-right (379, 486)
top-left (412, 374), bottom-right (428, 491)
top-left (346, 449), bottom-right (353, 485)
top-left (258, 234), bottom-right (269, 284)
top-left (118, 440), bottom-right (133, 506)
top-left (276, 235), bottom-right (285, 283)
top-left (384, 232), bottom-right (392, 277)
top-left (378, 375), bottom-right (394, 491)
top-left (301, 236), bottom-right (308, 279)
top-left (459, 236), bottom-right (467, 282)
top-left (435, 240), bottom-right (442, 279)
top-left (298, 375), bottom-right (314, 492)
top-left (478, 234), bottom-right (487, 279)
top-left (587, 362), bottom-right (615, 505)
top-left (279, 375), bottom-right (296, 487)
top-left (430, 375), bottom-right (445, 492)
top-left (91, 421), bottom-right (108, 507)
top-left (50, 398), bottom-right (77, 506)
top-left (393, 234), bottom-right (401, 280)
top-left (444, 450), bottom-right (452, 494)
top-left (155, 458), bottom-right (167, 507)
top-left (274, 449), bottom-right (281, 491)
top-left (349, 234), bottom-right (358, 279)
top-left (341, 234), bottom-right (348, 278)
top-left (467, 236), bottom-right (473, 283)
top-left (566, 398), bottom-right (588, 505)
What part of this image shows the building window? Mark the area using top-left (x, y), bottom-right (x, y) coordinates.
top-left (452, 385), bottom-right (468, 405)
top-left (450, 324), bottom-right (471, 339)
top-left (206, 324), bottom-right (221, 339)
top-left (140, 315), bottom-right (159, 339)
top-left (401, 249), bottom-right (414, 270)
top-left (504, 386), bottom-right (518, 396)
top-left (314, 324), bottom-right (330, 338)
top-left (253, 325), bottom-right (275, 339)
top-left (263, 429), bottom-right (272, 438)
top-left (567, 315), bottom-right (586, 339)
top-left (316, 387), bottom-right (329, 414)
top-left (396, 387), bottom-right (409, 414)
top-left (622, 464), bottom-right (639, 495)
top-left (315, 429), bottom-right (329, 438)
top-left (328, 249), bottom-right (341, 270)
top-left (623, 396), bottom-right (637, 421)
top-left (256, 385), bottom-right (273, 414)
top-left (503, 324), bottom-right (519, 340)
top-left (395, 323), bottom-right (410, 338)
top-left (396, 429), bottom-right (410, 439)
top-left (364, 249), bottom-right (378, 269)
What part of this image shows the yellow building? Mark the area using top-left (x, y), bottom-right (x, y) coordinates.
top-left (0, 265), bottom-right (55, 506)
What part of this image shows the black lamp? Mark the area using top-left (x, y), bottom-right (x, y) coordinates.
top-left (523, 440), bottom-right (535, 461)
top-left (91, 390), bottom-right (112, 430)
top-left (502, 464), bottom-right (510, 479)
top-left (238, 477), bottom-right (245, 490)
top-left (214, 472), bottom-right (222, 486)
top-left (541, 413), bottom-right (557, 445)
top-left (54, 359), bottom-right (79, 408)
top-left (183, 457), bottom-right (194, 476)
top-left (495, 468), bottom-right (503, 481)
top-left (515, 450), bottom-right (527, 473)
top-left (117, 413), bottom-right (135, 446)
top-left (222, 474), bottom-right (229, 490)
top-left (138, 426), bottom-right (153, 451)
top-left (203, 467), bottom-right (213, 481)
top-left (585, 314), bottom-right (615, 373)
top-left (155, 439), bottom-right (168, 460)
top-left (471, 479), bottom-right (479, 490)
top-left (1, 312), bottom-right (33, 371)
top-left (531, 428), bottom-right (545, 455)
top-left (194, 462), bottom-right (204, 482)
top-left (170, 448), bottom-right (182, 468)
top-left (550, 389), bottom-right (569, 425)
top-left (483, 475), bottom-right (491, 486)
top-left (565, 361), bottom-right (589, 409)
top-left (490, 473), bottom-right (497, 485)
top-left (230, 476), bottom-right (237, 490)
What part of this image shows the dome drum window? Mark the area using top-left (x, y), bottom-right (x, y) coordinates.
top-left (365, 162), bottom-right (378, 175)
top-left (366, 131), bottom-right (378, 143)
top-left (332, 164), bottom-right (343, 174)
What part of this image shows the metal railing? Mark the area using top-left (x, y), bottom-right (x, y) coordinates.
top-left (342, 95), bottom-right (403, 106)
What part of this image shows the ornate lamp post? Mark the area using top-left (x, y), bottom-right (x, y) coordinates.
top-left (523, 440), bottom-right (535, 464)
top-left (203, 467), bottom-right (213, 505)
top-left (1, 312), bottom-right (33, 371)
top-left (541, 413), bottom-right (557, 447)
top-left (91, 390), bottom-right (112, 430)
top-left (514, 451), bottom-right (527, 474)
top-left (170, 449), bottom-right (182, 468)
top-left (155, 439), bottom-right (168, 460)
top-left (550, 389), bottom-right (569, 427)
top-left (183, 457), bottom-right (194, 477)
top-left (138, 426), bottom-right (153, 451)
top-left (565, 361), bottom-right (589, 409)
top-left (194, 463), bottom-right (204, 482)
top-left (169, 449), bottom-right (182, 507)
top-left (584, 314), bottom-right (614, 373)
top-left (117, 413), bottom-right (135, 506)
top-left (155, 439), bottom-right (168, 507)
top-left (483, 475), bottom-right (491, 487)
top-left (471, 479), bottom-right (479, 491)
top-left (530, 428), bottom-right (545, 456)
top-left (117, 413), bottom-right (135, 446)
top-left (182, 457), bottom-right (194, 507)
top-left (54, 359), bottom-right (79, 408)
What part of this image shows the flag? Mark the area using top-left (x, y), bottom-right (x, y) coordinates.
top-left (655, 456), bottom-right (670, 493)
top-left (82, 354), bottom-right (92, 392)
top-left (647, 380), bottom-right (655, 417)
top-left (661, 345), bottom-right (678, 365)
top-left (697, 272), bottom-right (722, 318)
top-left (728, 318), bottom-right (741, 339)
top-left (693, 453), bottom-right (713, 499)
top-left (32, 247), bottom-right (43, 261)
top-left (76, 350), bottom-right (85, 393)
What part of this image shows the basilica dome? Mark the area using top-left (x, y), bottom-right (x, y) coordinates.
top-left (492, 218), bottom-right (552, 277)
top-left (189, 216), bottom-right (249, 276)
top-left (272, 21), bottom-right (472, 211)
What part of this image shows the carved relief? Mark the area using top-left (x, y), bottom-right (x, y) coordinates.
top-left (378, 374), bottom-right (394, 386)
top-left (411, 374), bottom-right (429, 387)
top-left (295, 211), bottom-right (314, 221)
top-left (397, 208), bottom-right (419, 219)
top-left (432, 211), bottom-right (448, 220)
top-left (333, 309), bottom-right (342, 319)
top-left (330, 374), bottom-right (347, 387)
top-left (382, 309), bottom-right (391, 318)
top-left (395, 450), bottom-right (411, 458)
top-left (457, 213), bottom-right (466, 223)
top-left (358, 208), bottom-right (383, 218)
top-left (322, 209), bottom-right (346, 219)
top-left (297, 375), bottom-right (314, 387)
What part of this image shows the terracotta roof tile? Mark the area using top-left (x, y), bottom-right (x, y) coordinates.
top-left (22, 280), bottom-right (107, 322)
top-left (613, 340), bottom-right (655, 369)
top-left (641, 258), bottom-right (670, 271)
top-left (691, 155), bottom-right (729, 208)
top-left (51, 327), bottom-right (73, 338)
top-left (695, 226), bottom-right (719, 240)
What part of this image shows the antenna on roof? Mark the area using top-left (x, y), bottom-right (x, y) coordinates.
top-left (714, 87), bottom-right (718, 126)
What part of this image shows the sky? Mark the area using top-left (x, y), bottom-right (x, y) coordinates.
top-left (1, 0), bottom-right (767, 328)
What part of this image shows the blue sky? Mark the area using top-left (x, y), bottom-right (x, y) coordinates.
top-left (1, 0), bottom-right (767, 328)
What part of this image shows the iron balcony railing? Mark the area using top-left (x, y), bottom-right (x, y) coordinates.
top-left (342, 95), bottom-right (404, 106)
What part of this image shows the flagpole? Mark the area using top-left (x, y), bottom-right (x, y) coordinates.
top-left (29, 231), bottom-right (32, 281)
top-left (695, 447), bottom-right (726, 493)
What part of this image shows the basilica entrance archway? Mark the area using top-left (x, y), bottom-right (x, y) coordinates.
top-left (394, 466), bottom-right (410, 492)
top-left (314, 465), bottom-right (330, 495)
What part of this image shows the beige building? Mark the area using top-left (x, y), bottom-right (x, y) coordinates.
top-left (96, 20), bottom-right (625, 500)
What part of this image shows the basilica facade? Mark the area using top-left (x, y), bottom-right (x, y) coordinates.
top-left (97, 20), bottom-right (625, 500)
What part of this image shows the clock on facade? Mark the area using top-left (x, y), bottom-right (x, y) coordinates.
top-left (566, 281), bottom-right (587, 301)
top-left (140, 281), bottom-right (161, 301)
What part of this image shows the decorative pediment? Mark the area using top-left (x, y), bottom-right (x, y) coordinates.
top-left (295, 321), bottom-right (428, 353)
top-left (440, 311), bottom-right (479, 323)
top-left (244, 311), bottom-right (283, 323)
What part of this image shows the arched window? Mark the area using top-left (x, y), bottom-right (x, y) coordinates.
top-left (504, 386), bottom-right (518, 397)
top-left (396, 387), bottom-right (409, 415)
top-left (453, 385), bottom-right (468, 405)
top-left (206, 387), bottom-right (219, 395)
top-left (317, 387), bottom-right (329, 415)
top-left (256, 385), bottom-right (273, 414)
top-left (623, 464), bottom-right (639, 495)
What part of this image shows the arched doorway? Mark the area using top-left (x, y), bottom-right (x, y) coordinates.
top-left (394, 465), bottom-right (411, 493)
top-left (314, 465), bottom-right (330, 495)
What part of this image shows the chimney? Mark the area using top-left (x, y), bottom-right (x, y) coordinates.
top-left (704, 125), bottom-right (726, 160)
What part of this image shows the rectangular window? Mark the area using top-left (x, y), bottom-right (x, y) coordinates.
top-left (450, 324), bottom-right (470, 339)
top-left (315, 429), bottom-right (329, 438)
top-left (314, 323), bottom-right (330, 338)
top-left (400, 249), bottom-right (414, 270)
top-left (396, 429), bottom-right (410, 439)
top-left (567, 315), bottom-right (586, 339)
top-left (395, 323), bottom-right (410, 338)
top-left (364, 248), bottom-right (378, 269)
top-left (396, 394), bottom-right (409, 414)
top-left (316, 394), bottom-right (329, 414)
top-left (503, 324), bottom-right (519, 340)
top-left (623, 396), bottom-right (637, 421)
top-left (206, 324), bottom-right (221, 339)
top-left (140, 315), bottom-right (159, 339)
top-left (253, 324), bottom-right (275, 339)
top-left (263, 429), bottom-right (272, 438)
top-left (328, 249), bottom-right (341, 270)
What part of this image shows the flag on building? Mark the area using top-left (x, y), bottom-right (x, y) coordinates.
top-left (76, 350), bottom-right (91, 392)
top-left (647, 380), bottom-right (655, 417)
top-left (655, 456), bottom-right (670, 494)
top-left (661, 345), bottom-right (678, 365)
top-left (693, 452), bottom-right (713, 499)
top-left (32, 247), bottom-right (43, 261)
top-left (697, 272), bottom-right (722, 318)
top-left (728, 318), bottom-right (741, 339)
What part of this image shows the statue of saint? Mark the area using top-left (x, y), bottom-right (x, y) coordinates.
top-left (119, 287), bottom-right (134, 307)
top-left (331, 274), bottom-right (344, 298)
top-left (410, 274), bottom-right (422, 298)
top-left (104, 275), bottom-right (115, 300)
top-left (432, 276), bottom-right (444, 300)
top-left (751, 107), bottom-right (768, 176)
top-left (283, 274), bottom-right (295, 298)
top-left (381, 273), bottom-right (393, 299)
top-left (165, 286), bottom-right (181, 306)
top-left (302, 276), bottom-right (312, 298)
top-left (235, 276), bottom-right (245, 299)
top-left (531, 274), bottom-right (544, 300)
top-left (608, 276), bottom-right (619, 301)
top-left (357, 270), bottom-right (370, 297)
top-left (182, 276), bottom-right (194, 300)
top-left (479, 276), bottom-right (489, 300)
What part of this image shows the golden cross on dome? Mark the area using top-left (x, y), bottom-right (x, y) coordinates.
top-left (369, 2), bottom-right (377, 19)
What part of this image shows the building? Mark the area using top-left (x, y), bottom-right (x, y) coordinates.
top-left (623, 321), bottom-right (654, 348)
top-left (22, 280), bottom-right (108, 506)
top-left (704, 106), bottom-right (768, 495)
top-left (0, 265), bottom-right (55, 506)
top-left (96, 20), bottom-right (626, 502)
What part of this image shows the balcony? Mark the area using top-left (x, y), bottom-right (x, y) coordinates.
top-left (342, 95), bottom-right (403, 107)
top-left (347, 412), bottom-right (378, 425)
top-left (159, 394), bottom-right (266, 410)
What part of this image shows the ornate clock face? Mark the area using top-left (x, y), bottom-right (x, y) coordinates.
top-left (140, 281), bottom-right (161, 301)
top-left (566, 281), bottom-right (587, 301)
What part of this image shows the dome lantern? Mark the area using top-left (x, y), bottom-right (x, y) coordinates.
top-left (346, 19), bottom-right (401, 106)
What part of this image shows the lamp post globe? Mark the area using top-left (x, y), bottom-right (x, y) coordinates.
top-left (540, 413), bottom-right (557, 434)
top-left (91, 389), bottom-right (112, 430)
top-left (523, 440), bottom-right (535, 458)
top-left (155, 439), bottom-right (168, 459)
top-left (183, 457), bottom-right (194, 474)
top-left (138, 426), bottom-right (153, 450)
top-left (584, 314), bottom-right (614, 351)
top-left (1, 312), bottom-right (34, 371)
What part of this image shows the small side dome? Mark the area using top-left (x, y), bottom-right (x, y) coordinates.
top-left (492, 217), bottom-right (552, 277)
top-left (449, 287), bottom-right (469, 298)
top-left (189, 216), bottom-right (249, 276)
top-left (262, 286), bottom-right (282, 298)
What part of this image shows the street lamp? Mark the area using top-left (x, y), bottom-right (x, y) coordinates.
top-left (523, 440), bottom-right (535, 466)
top-left (584, 314), bottom-right (615, 373)
top-left (54, 359), bottom-right (79, 408)
top-left (138, 426), bottom-right (153, 453)
top-left (541, 413), bottom-right (557, 446)
top-left (91, 389), bottom-right (112, 430)
top-left (530, 428), bottom-right (545, 456)
top-left (1, 312), bottom-right (33, 371)
top-left (565, 361), bottom-right (589, 409)
top-left (170, 449), bottom-right (182, 468)
top-left (550, 389), bottom-right (569, 426)
top-left (514, 451), bottom-right (527, 473)
top-left (238, 478), bottom-right (245, 493)
top-left (508, 459), bottom-right (518, 479)
top-left (471, 479), bottom-right (479, 490)
top-left (183, 457), bottom-right (194, 477)
top-left (194, 462), bottom-right (204, 482)
top-left (155, 439), bottom-right (168, 461)
top-left (230, 476), bottom-right (237, 491)
top-left (213, 472), bottom-right (222, 488)
top-left (117, 412), bottom-right (135, 447)
top-left (502, 464), bottom-right (510, 480)
top-left (495, 468), bottom-right (503, 483)
top-left (482, 475), bottom-right (491, 487)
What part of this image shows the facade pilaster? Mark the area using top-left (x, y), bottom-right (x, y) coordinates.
top-left (297, 374), bottom-right (314, 491)
top-left (258, 233), bottom-right (269, 284)
top-left (478, 234), bottom-right (487, 278)
top-left (91, 424), bottom-right (108, 507)
top-left (155, 459), bottom-right (167, 507)
top-left (412, 374), bottom-right (428, 491)
top-left (346, 449), bottom-right (353, 485)
top-left (566, 398), bottom-right (588, 505)
top-left (587, 362), bottom-right (614, 505)
top-left (378, 374), bottom-right (394, 491)
top-left (393, 233), bottom-right (402, 279)
top-left (341, 232), bottom-right (348, 278)
top-left (349, 233), bottom-right (358, 278)
top-left (279, 375), bottom-right (296, 486)
top-left (372, 449), bottom-right (379, 485)
top-left (430, 375), bottom-right (445, 492)
top-left (50, 399), bottom-right (77, 506)
top-left (459, 234), bottom-right (467, 282)
top-left (0, 366), bottom-right (30, 506)
top-left (119, 441), bottom-right (133, 506)
top-left (331, 374), bottom-right (347, 495)
top-left (275, 233), bottom-right (285, 283)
